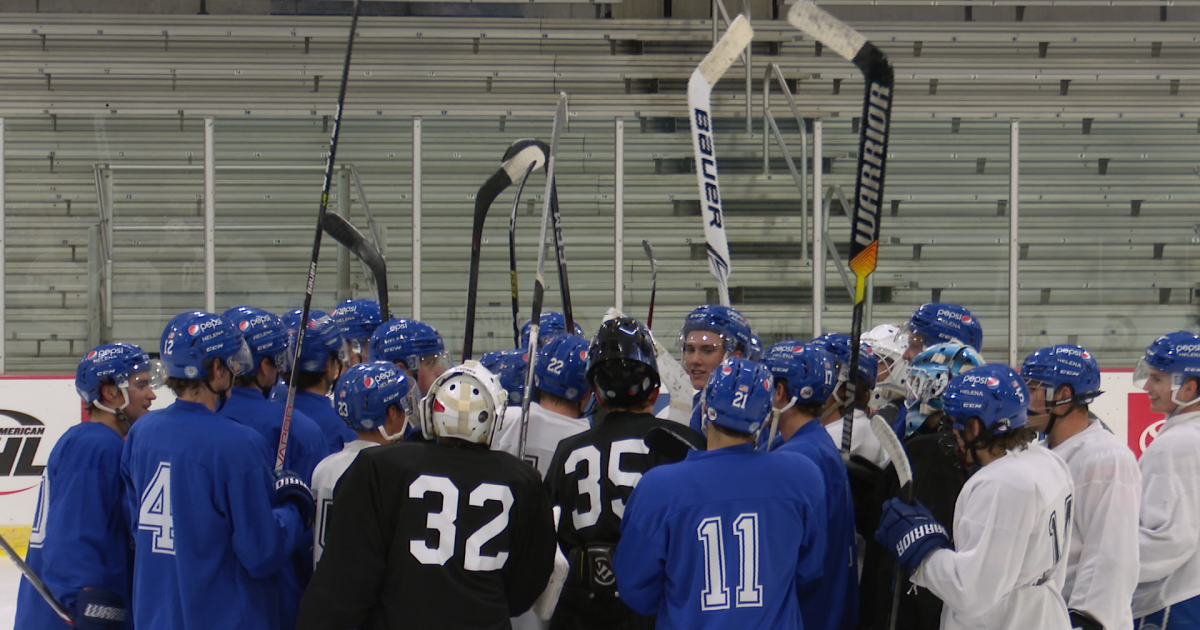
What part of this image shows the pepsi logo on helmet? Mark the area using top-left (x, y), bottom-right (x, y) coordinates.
top-left (793, 345), bottom-right (804, 353)
top-left (363, 376), bottom-right (374, 389)
top-left (186, 318), bottom-right (223, 336)
top-left (238, 321), bottom-right (250, 331)
top-left (86, 350), bottom-right (98, 360)
top-left (936, 309), bottom-right (966, 322)
top-left (722, 365), bottom-right (733, 375)
top-left (985, 376), bottom-right (1000, 389)
top-left (961, 315), bottom-right (973, 324)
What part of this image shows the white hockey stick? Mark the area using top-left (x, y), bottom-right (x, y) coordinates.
top-left (688, 15), bottom-right (754, 307)
top-left (870, 410), bottom-right (914, 630)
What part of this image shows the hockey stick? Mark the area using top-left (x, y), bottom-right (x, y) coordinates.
top-left (323, 213), bottom-right (388, 318)
top-left (642, 239), bottom-right (659, 329)
top-left (0, 532), bottom-right (73, 624)
top-left (509, 160), bottom-right (540, 346)
top-left (787, 0), bottom-right (894, 456)
top-left (549, 174), bottom-right (574, 334)
top-left (277, 0), bottom-right (362, 471)
top-left (870, 409), bottom-right (914, 630)
top-left (463, 139), bottom-right (550, 362)
top-left (518, 95), bottom-right (567, 462)
top-left (688, 15), bottom-right (754, 307)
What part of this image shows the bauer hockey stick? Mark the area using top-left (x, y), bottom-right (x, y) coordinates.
top-left (277, 0), bottom-right (362, 471)
top-left (463, 139), bottom-right (550, 361)
top-left (788, 0), bottom-right (894, 456)
top-left (509, 158), bottom-right (543, 346)
top-left (688, 15), bottom-right (753, 307)
top-left (870, 408), bottom-right (914, 630)
top-left (518, 95), bottom-right (567, 462)
top-left (642, 239), bottom-right (659, 329)
top-left (0, 532), bottom-right (73, 624)
top-left (323, 213), bottom-right (388, 318)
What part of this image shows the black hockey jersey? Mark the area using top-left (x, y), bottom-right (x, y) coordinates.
top-left (298, 441), bottom-right (557, 630)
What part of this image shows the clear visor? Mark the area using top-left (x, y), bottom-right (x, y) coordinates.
top-left (402, 387), bottom-right (422, 430)
top-left (336, 340), bottom-right (352, 367)
top-left (420, 350), bottom-right (451, 372)
top-left (226, 341), bottom-right (255, 377)
top-left (678, 330), bottom-right (732, 355)
top-left (146, 359), bottom-right (168, 389)
top-left (1132, 357), bottom-right (1150, 388)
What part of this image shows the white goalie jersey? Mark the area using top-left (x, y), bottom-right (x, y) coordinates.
top-left (492, 403), bottom-right (590, 480)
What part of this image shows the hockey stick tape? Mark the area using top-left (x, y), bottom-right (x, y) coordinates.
top-left (787, 0), bottom-right (867, 62)
top-left (697, 15), bottom-right (755, 85)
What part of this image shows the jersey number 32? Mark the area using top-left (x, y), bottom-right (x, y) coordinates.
top-left (409, 474), bottom-right (513, 571)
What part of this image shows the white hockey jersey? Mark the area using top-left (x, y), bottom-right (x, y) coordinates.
top-left (1134, 409), bottom-right (1200, 617)
top-left (311, 439), bottom-right (378, 567)
top-left (492, 403), bottom-right (590, 479)
top-left (913, 443), bottom-right (1075, 630)
top-left (1052, 420), bottom-right (1141, 630)
top-left (824, 408), bottom-right (891, 469)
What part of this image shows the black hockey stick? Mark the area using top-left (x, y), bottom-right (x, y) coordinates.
top-left (277, 0), bottom-right (362, 471)
top-left (0, 532), bottom-right (73, 624)
top-left (323, 213), bottom-right (388, 318)
top-left (518, 94), bottom-right (567, 462)
top-left (787, 0), bottom-right (894, 457)
top-left (463, 139), bottom-right (550, 362)
top-left (688, 15), bottom-right (753, 307)
top-left (548, 177), bottom-right (574, 334)
top-left (509, 145), bottom-right (549, 346)
top-left (871, 408), bottom-right (914, 630)
top-left (642, 239), bottom-right (658, 329)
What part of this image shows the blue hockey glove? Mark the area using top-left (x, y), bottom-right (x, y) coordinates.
top-left (273, 469), bottom-right (314, 528)
top-left (875, 497), bottom-right (949, 574)
top-left (73, 588), bottom-right (127, 630)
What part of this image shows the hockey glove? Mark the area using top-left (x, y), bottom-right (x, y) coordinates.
top-left (1069, 609), bottom-right (1103, 630)
top-left (273, 469), bottom-right (315, 528)
top-left (73, 588), bottom-right (127, 630)
top-left (875, 497), bottom-right (949, 574)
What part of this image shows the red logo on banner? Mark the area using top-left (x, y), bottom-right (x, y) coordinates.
top-left (1128, 392), bottom-right (1166, 458)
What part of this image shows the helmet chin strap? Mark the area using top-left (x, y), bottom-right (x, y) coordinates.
top-left (94, 386), bottom-right (133, 429)
top-left (764, 396), bottom-right (797, 451)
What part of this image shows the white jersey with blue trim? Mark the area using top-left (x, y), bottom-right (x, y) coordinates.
top-left (1052, 419), bottom-right (1140, 630)
top-left (1135, 409), bottom-right (1200, 617)
top-left (912, 443), bottom-right (1074, 630)
top-left (312, 439), bottom-right (379, 567)
top-left (823, 408), bottom-right (891, 469)
top-left (492, 403), bottom-right (590, 479)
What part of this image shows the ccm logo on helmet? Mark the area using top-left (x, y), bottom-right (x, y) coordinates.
top-left (187, 318), bottom-right (224, 336)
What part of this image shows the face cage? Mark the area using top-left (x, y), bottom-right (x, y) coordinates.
top-left (906, 367), bottom-right (951, 411)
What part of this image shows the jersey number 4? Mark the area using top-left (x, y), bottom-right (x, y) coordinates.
top-left (409, 474), bottom-right (513, 571)
top-left (698, 513), bottom-right (762, 611)
top-left (138, 462), bottom-right (175, 554)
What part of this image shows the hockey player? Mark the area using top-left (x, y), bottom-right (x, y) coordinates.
top-left (678, 304), bottom-right (754, 434)
top-left (311, 361), bottom-right (411, 566)
top-left (298, 362), bottom-right (557, 629)
top-left (288, 314), bottom-right (355, 453)
top-left (122, 311), bottom-right (314, 630)
top-left (332, 297), bottom-right (385, 365)
top-left (811, 332), bottom-right (887, 468)
top-left (16, 343), bottom-right (160, 630)
top-left (521, 310), bottom-right (586, 349)
top-left (481, 347), bottom-right (530, 407)
top-left (614, 357), bottom-right (828, 629)
top-left (492, 334), bottom-right (591, 477)
top-left (901, 302), bottom-right (983, 361)
top-left (862, 323), bottom-right (911, 415)
top-left (368, 317), bottom-right (449, 399)
top-left (1020, 344), bottom-right (1139, 630)
top-left (544, 317), bottom-right (704, 629)
top-left (763, 341), bottom-right (859, 630)
top-left (1133, 331), bottom-right (1200, 628)
top-left (875, 363), bottom-right (1074, 630)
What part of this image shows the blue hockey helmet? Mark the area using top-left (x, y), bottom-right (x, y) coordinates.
top-left (222, 306), bottom-right (289, 375)
top-left (1021, 344), bottom-right (1102, 407)
top-left (763, 341), bottom-right (837, 406)
top-left (811, 332), bottom-right (879, 389)
top-left (291, 314), bottom-right (349, 374)
top-left (1134, 331), bottom-right (1200, 408)
top-left (701, 357), bottom-right (776, 435)
top-left (76, 342), bottom-right (164, 409)
top-left (587, 317), bottom-right (659, 408)
top-left (160, 311), bottom-right (254, 380)
top-left (332, 298), bottom-right (385, 344)
top-left (678, 304), bottom-right (753, 355)
top-left (535, 334), bottom-right (590, 403)
top-left (520, 311), bottom-right (585, 349)
top-left (480, 348), bottom-right (529, 406)
top-left (907, 303), bottom-right (983, 352)
top-left (907, 342), bottom-right (986, 412)
top-left (942, 363), bottom-right (1029, 434)
top-left (334, 361), bottom-right (413, 433)
top-left (369, 318), bottom-right (448, 371)
top-left (281, 308), bottom-right (328, 334)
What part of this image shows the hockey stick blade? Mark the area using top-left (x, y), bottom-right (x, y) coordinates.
top-left (688, 15), bottom-right (753, 307)
top-left (322, 213), bottom-right (388, 317)
top-left (0, 532), bottom-right (73, 623)
top-left (870, 409), bottom-right (913, 502)
top-left (642, 239), bottom-right (658, 329)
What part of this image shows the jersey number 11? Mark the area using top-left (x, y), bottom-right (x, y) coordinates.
top-left (698, 513), bottom-right (762, 611)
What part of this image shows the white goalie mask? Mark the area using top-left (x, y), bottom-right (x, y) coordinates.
top-left (864, 323), bottom-right (911, 407)
top-left (420, 361), bottom-right (508, 446)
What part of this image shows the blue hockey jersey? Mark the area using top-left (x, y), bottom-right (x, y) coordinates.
top-left (293, 390), bottom-right (355, 454)
top-left (774, 420), bottom-right (860, 630)
top-left (121, 400), bottom-right (308, 630)
top-left (16, 421), bottom-right (133, 629)
top-left (615, 443), bottom-right (828, 630)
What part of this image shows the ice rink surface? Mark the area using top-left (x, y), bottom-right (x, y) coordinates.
top-left (0, 560), bottom-right (19, 629)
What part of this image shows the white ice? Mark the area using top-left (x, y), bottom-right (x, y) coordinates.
top-left (0, 560), bottom-right (19, 629)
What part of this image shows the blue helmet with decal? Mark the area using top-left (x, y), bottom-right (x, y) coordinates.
top-left (1134, 331), bottom-right (1200, 410)
top-left (480, 348), bottom-right (529, 406)
top-left (222, 306), bottom-right (289, 375)
top-left (535, 334), bottom-right (590, 403)
top-left (811, 332), bottom-right (879, 389)
top-left (281, 308), bottom-right (328, 334)
top-left (520, 311), bottom-right (585, 349)
top-left (1021, 344), bottom-right (1102, 406)
top-left (907, 302), bottom-right (983, 352)
top-left (334, 361), bottom-right (413, 433)
top-left (369, 318), bottom-right (447, 371)
top-left (702, 357), bottom-right (776, 435)
top-left (678, 304), bottom-right (753, 355)
top-left (160, 311), bottom-right (254, 380)
top-left (763, 341), bottom-right (837, 406)
top-left (76, 342), bottom-right (164, 409)
top-left (747, 334), bottom-right (764, 362)
top-left (942, 363), bottom-right (1029, 434)
top-left (332, 298), bottom-right (385, 343)
top-left (291, 314), bottom-right (348, 374)
top-left (907, 342), bottom-right (986, 411)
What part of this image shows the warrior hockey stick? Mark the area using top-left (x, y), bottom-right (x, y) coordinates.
top-left (463, 139), bottom-right (550, 362)
top-left (277, 0), bottom-right (362, 471)
top-left (518, 95), bottom-right (568, 462)
top-left (870, 408), bottom-right (914, 630)
top-left (642, 239), bottom-right (659, 329)
top-left (323, 213), bottom-right (388, 318)
top-left (688, 15), bottom-right (754, 307)
top-left (509, 158), bottom-right (543, 346)
top-left (787, 0), bottom-right (894, 456)
top-left (0, 532), bottom-right (73, 623)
